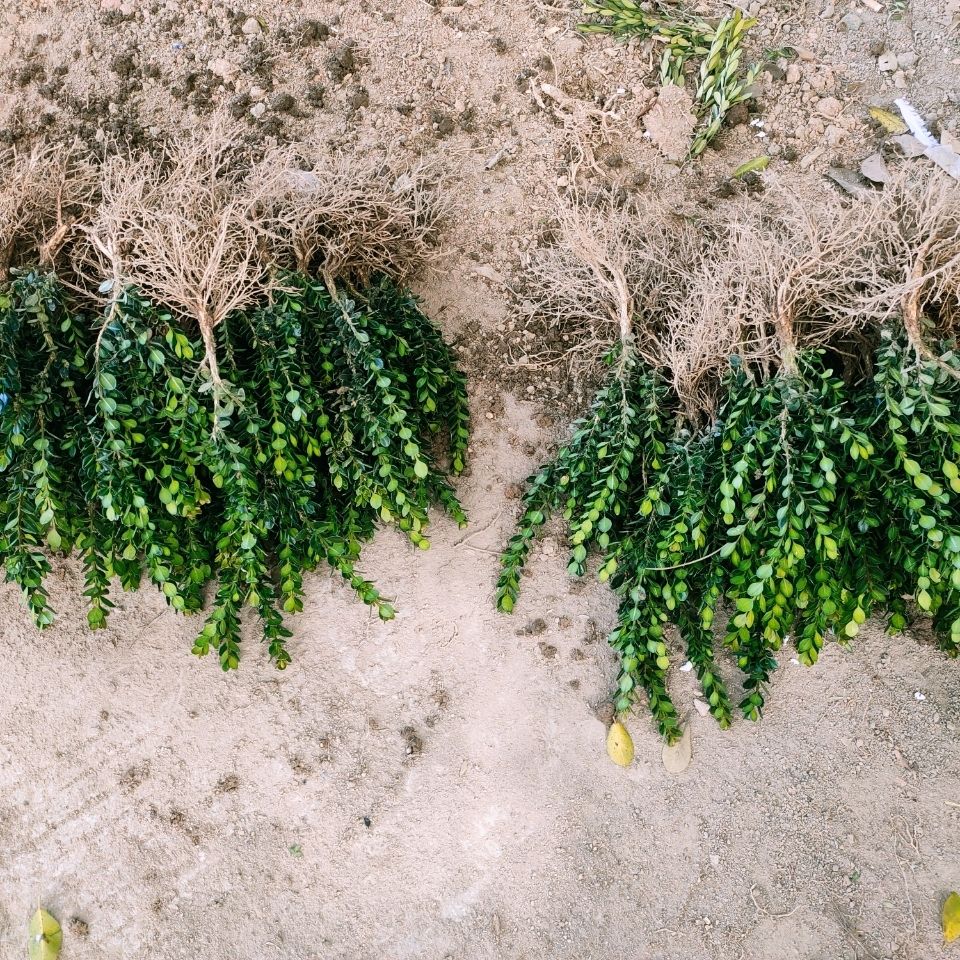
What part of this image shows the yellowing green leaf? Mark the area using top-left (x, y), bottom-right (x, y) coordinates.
top-left (944, 891), bottom-right (960, 942)
top-left (731, 155), bottom-right (770, 178)
top-left (606, 720), bottom-right (634, 767)
top-left (28, 908), bottom-right (62, 960)
top-left (868, 106), bottom-right (908, 135)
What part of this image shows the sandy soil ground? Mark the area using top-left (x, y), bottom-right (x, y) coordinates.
top-left (2, 0), bottom-right (960, 957)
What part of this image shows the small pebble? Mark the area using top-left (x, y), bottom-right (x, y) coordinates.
top-left (877, 51), bottom-right (898, 72)
top-left (816, 96), bottom-right (842, 119)
top-left (839, 11), bottom-right (862, 30)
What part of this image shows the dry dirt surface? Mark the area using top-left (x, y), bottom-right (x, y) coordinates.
top-left (2, 0), bottom-right (960, 958)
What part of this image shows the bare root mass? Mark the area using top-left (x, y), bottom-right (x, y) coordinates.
top-left (0, 143), bottom-right (94, 275)
top-left (522, 171), bottom-right (960, 417)
top-left (2, 117), bottom-right (448, 318)
top-left (258, 151), bottom-right (450, 286)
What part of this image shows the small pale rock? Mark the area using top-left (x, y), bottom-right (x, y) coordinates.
top-left (786, 63), bottom-right (802, 84)
top-left (925, 144), bottom-right (960, 179)
top-left (795, 47), bottom-right (816, 61)
top-left (241, 16), bottom-right (262, 35)
top-left (249, 102), bottom-right (266, 119)
top-left (209, 57), bottom-right (239, 81)
top-left (825, 123), bottom-right (846, 145)
top-left (816, 96), bottom-right (842, 119)
top-left (840, 11), bottom-right (862, 30)
top-left (897, 51), bottom-right (917, 69)
top-left (694, 699), bottom-right (710, 716)
top-left (0, 36), bottom-right (11, 58)
top-left (893, 70), bottom-right (908, 88)
top-left (826, 165), bottom-right (869, 196)
top-left (877, 51), bottom-right (898, 72)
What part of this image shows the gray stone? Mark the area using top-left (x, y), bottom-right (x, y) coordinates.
top-left (840, 11), bottom-right (863, 30)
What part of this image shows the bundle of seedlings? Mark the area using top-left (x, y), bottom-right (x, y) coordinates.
top-left (498, 175), bottom-right (960, 741)
top-left (0, 126), bottom-right (469, 669)
top-left (581, 0), bottom-right (759, 156)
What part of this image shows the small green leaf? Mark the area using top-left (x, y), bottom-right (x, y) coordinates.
top-left (731, 155), bottom-right (769, 178)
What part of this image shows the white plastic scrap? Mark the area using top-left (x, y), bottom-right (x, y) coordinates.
top-left (895, 98), bottom-right (960, 179)
top-left (894, 98), bottom-right (936, 146)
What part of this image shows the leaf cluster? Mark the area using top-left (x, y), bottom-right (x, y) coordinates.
top-left (580, 0), bottom-right (759, 156)
top-left (499, 336), bottom-right (960, 740)
top-left (0, 269), bottom-right (468, 668)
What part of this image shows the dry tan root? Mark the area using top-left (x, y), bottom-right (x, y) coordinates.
top-left (863, 171), bottom-right (960, 346)
top-left (713, 181), bottom-right (895, 369)
top-left (520, 192), bottom-right (736, 416)
top-left (253, 146), bottom-right (450, 286)
top-left (0, 143), bottom-right (93, 276)
top-left (84, 118), bottom-right (270, 383)
top-left (520, 171), bottom-right (960, 418)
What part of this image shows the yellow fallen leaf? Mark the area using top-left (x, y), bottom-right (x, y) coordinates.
top-left (868, 106), bottom-right (908, 135)
top-left (28, 908), bottom-right (62, 960)
top-left (944, 891), bottom-right (960, 943)
top-left (731, 155), bottom-right (770, 178)
top-left (662, 725), bottom-right (692, 773)
top-left (606, 721), bottom-right (634, 767)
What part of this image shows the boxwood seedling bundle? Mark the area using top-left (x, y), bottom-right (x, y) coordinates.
top-left (0, 130), bottom-right (468, 669)
top-left (498, 175), bottom-right (960, 740)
